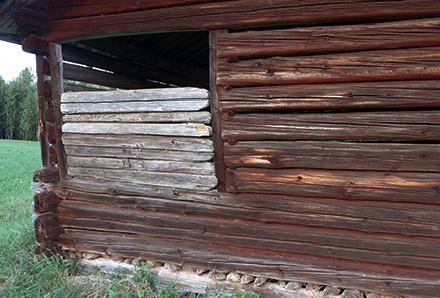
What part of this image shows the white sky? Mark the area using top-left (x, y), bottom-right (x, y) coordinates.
top-left (0, 40), bottom-right (36, 83)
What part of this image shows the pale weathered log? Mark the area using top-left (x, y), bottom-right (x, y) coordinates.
top-left (67, 167), bottom-right (218, 190)
top-left (63, 111), bottom-right (211, 123)
top-left (62, 123), bottom-right (212, 137)
top-left (61, 99), bottom-right (210, 114)
top-left (61, 87), bottom-right (209, 103)
top-left (64, 146), bottom-right (214, 162)
top-left (62, 134), bottom-right (214, 153)
top-left (67, 156), bottom-right (215, 175)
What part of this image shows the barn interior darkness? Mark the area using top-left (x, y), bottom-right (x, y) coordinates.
top-left (61, 31), bottom-right (210, 90)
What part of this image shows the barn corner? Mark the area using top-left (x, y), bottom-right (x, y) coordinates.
top-left (2, 1), bottom-right (440, 297)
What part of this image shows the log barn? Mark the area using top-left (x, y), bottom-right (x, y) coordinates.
top-left (1, 0), bottom-right (440, 297)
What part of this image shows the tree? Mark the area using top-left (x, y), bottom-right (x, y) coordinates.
top-left (0, 75), bottom-right (6, 139)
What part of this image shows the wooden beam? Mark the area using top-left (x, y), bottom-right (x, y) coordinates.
top-left (34, 213), bottom-right (62, 244)
top-left (42, 0), bottom-right (440, 42)
top-left (62, 44), bottom-right (205, 87)
top-left (63, 112), bottom-right (211, 123)
top-left (32, 166), bottom-right (60, 183)
top-left (36, 55), bottom-right (50, 167)
top-left (33, 191), bottom-right (62, 214)
top-left (49, 43), bottom-right (67, 180)
top-left (80, 38), bottom-right (209, 85)
top-left (15, 7), bottom-right (46, 30)
top-left (22, 34), bottom-right (48, 55)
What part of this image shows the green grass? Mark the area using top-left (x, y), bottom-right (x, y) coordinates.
top-left (0, 140), bottom-right (262, 297)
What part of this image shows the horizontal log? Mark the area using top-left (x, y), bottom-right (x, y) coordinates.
top-left (56, 199), bottom-right (440, 270)
top-left (62, 133), bottom-right (214, 152)
top-left (34, 213), bottom-right (62, 244)
top-left (62, 123), bottom-right (212, 137)
top-left (63, 83), bottom-right (104, 93)
top-left (67, 156), bottom-right (215, 175)
top-left (61, 87), bottom-right (209, 103)
top-left (222, 111), bottom-right (440, 141)
top-left (67, 168), bottom-right (218, 190)
top-left (64, 146), bottom-right (214, 162)
top-left (32, 166), bottom-right (60, 183)
top-left (22, 34), bottom-right (48, 55)
top-left (61, 100), bottom-right (210, 114)
top-left (33, 191), bottom-right (62, 214)
top-left (218, 81), bottom-right (440, 112)
top-left (225, 141), bottom-right (440, 172)
top-left (43, 0), bottom-right (440, 42)
top-left (56, 229), bottom-right (440, 298)
top-left (218, 17), bottom-right (440, 58)
top-left (218, 47), bottom-right (440, 87)
top-left (226, 168), bottom-right (440, 204)
top-left (63, 112), bottom-right (211, 123)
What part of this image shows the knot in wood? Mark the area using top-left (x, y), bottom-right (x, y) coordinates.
top-left (265, 68), bottom-right (275, 76)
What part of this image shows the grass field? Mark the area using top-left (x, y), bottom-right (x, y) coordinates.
top-left (0, 140), bottom-right (261, 298)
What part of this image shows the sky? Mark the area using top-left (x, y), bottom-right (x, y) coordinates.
top-left (0, 40), bottom-right (37, 83)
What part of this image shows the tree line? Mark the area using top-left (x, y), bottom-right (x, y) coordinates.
top-left (0, 68), bottom-right (38, 141)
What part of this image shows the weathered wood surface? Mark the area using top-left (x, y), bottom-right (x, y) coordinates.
top-left (62, 123), bottom-right (212, 137)
top-left (218, 81), bottom-right (440, 112)
top-left (50, 179), bottom-right (440, 238)
top-left (61, 100), bottom-right (210, 114)
top-left (33, 191), bottom-right (62, 214)
top-left (33, 166), bottom-right (60, 183)
top-left (218, 17), bottom-right (440, 58)
top-left (42, 0), bottom-right (440, 42)
top-left (67, 156), bottom-right (215, 175)
top-left (34, 213), bottom-right (63, 244)
top-left (62, 133), bottom-right (214, 153)
top-left (225, 141), bottom-right (440, 172)
top-left (222, 111), bottom-right (440, 141)
top-left (63, 112), bottom-right (211, 123)
top-left (218, 47), bottom-right (440, 87)
top-left (67, 168), bottom-right (217, 190)
top-left (22, 34), bottom-right (48, 55)
top-left (226, 167), bottom-right (440, 204)
top-left (56, 229), bottom-right (440, 298)
top-left (64, 146), bottom-right (214, 162)
top-left (56, 199), bottom-right (440, 270)
top-left (36, 55), bottom-right (50, 167)
top-left (49, 43), bottom-right (67, 180)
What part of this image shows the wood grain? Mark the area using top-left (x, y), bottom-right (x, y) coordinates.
top-left (218, 47), bottom-right (440, 87)
top-left (63, 112), bottom-right (211, 123)
top-left (226, 167), bottom-right (440, 204)
top-left (218, 81), bottom-right (440, 112)
top-left (222, 111), bottom-right (440, 141)
top-left (225, 141), bottom-right (440, 172)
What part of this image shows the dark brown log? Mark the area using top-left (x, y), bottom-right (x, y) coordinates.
top-left (46, 122), bottom-right (55, 143)
top-left (218, 81), bottom-right (440, 112)
top-left (43, 80), bottom-right (52, 101)
top-left (34, 241), bottom-right (63, 257)
top-left (63, 63), bottom-right (164, 89)
top-left (15, 7), bottom-right (46, 30)
top-left (63, 83), bottom-right (103, 93)
top-left (49, 145), bottom-right (57, 165)
top-left (42, 56), bottom-right (50, 75)
top-left (222, 111), bottom-right (440, 141)
top-left (43, 0), bottom-right (440, 42)
top-left (36, 55), bottom-right (50, 167)
top-left (210, 30), bottom-right (227, 192)
top-left (80, 38), bottom-right (209, 85)
top-left (22, 34), bottom-right (48, 55)
top-left (218, 47), bottom-right (440, 87)
top-left (33, 166), bottom-right (60, 183)
top-left (217, 17), bottom-right (440, 59)
top-left (62, 44), bottom-right (205, 88)
top-left (45, 105), bottom-right (54, 122)
top-left (34, 213), bottom-right (62, 244)
top-left (56, 229), bottom-right (440, 298)
top-left (226, 167), bottom-right (440, 204)
top-left (33, 191), bottom-right (62, 214)
top-left (51, 179), bottom-right (440, 238)
top-left (225, 141), bottom-right (440, 172)
top-left (49, 43), bottom-right (66, 181)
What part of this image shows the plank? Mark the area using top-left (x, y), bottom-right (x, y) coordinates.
top-left (43, 0), bottom-right (440, 42)
top-left (63, 112), bottom-right (211, 123)
top-left (67, 156), bottom-right (215, 175)
top-left (222, 111), bottom-right (440, 141)
top-left (225, 141), bottom-right (440, 172)
top-left (226, 167), bottom-right (440, 204)
top-left (218, 17), bottom-right (440, 58)
top-left (217, 47), bottom-right (440, 87)
top-left (218, 81), bottom-right (440, 112)
top-left (67, 167), bottom-right (218, 190)
top-left (61, 88), bottom-right (209, 103)
top-left (64, 146), bottom-right (214, 162)
top-left (56, 229), bottom-right (440, 298)
top-left (62, 133), bottom-right (214, 152)
top-left (36, 55), bottom-right (49, 167)
top-left (61, 99), bottom-right (210, 114)
top-left (56, 199), bottom-right (440, 270)
top-left (62, 123), bottom-right (212, 137)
